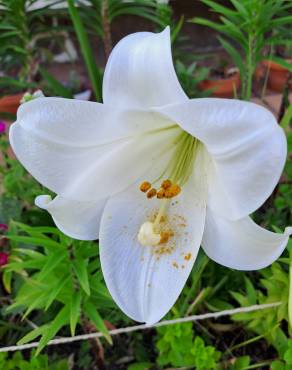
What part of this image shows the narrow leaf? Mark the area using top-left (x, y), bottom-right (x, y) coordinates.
top-left (72, 259), bottom-right (90, 295)
top-left (67, 0), bottom-right (102, 101)
top-left (84, 301), bottom-right (112, 344)
top-left (70, 290), bottom-right (82, 336)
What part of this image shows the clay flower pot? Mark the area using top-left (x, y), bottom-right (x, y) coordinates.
top-left (261, 59), bottom-right (291, 92)
top-left (199, 68), bottom-right (240, 98)
top-left (0, 93), bottom-right (24, 115)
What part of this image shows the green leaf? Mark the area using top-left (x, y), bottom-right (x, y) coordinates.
top-left (36, 250), bottom-right (67, 282)
top-left (231, 355), bottom-right (250, 370)
top-left (201, 0), bottom-right (237, 18)
top-left (13, 222), bottom-right (63, 237)
top-left (18, 325), bottom-right (49, 345)
top-left (7, 235), bottom-right (62, 250)
top-left (2, 270), bottom-right (12, 293)
top-left (189, 17), bottom-right (224, 33)
top-left (281, 104), bottom-right (292, 129)
top-left (271, 360), bottom-right (285, 370)
top-left (36, 305), bottom-right (70, 355)
top-left (218, 36), bottom-right (245, 79)
top-left (45, 276), bottom-right (70, 311)
top-left (72, 259), bottom-right (90, 295)
top-left (67, 0), bottom-right (102, 101)
top-left (127, 363), bottom-right (153, 370)
top-left (84, 300), bottom-right (112, 344)
top-left (70, 290), bottom-right (81, 336)
top-left (245, 277), bottom-right (257, 305)
top-left (22, 294), bottom-right (49, 319)
top-left (267, 56), bottom-right (292, 72)
top-left (39, 67), bottom-right (73, 98)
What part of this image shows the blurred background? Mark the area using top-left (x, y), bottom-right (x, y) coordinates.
top-left (0, 1), bottom-right (291, 369)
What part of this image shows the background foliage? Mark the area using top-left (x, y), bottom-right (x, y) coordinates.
top-left (0, 0), bottom-right (291, 369)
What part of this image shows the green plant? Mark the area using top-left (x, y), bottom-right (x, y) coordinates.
top-left (67, 0), bottom-right (185, 101)
top-left (156, 323), bottom-right (221, 368)
top-left (3, 222), bottom-right (116, 355)
top-left (0, 155), bottom-right (48, 225)
top-left (271, 339), bottom-right (292, 369)
top-left (231, 264), bottom-right (290, 355)
top-left (0, 0), bottom-right (66, 94)
top-left (190, 0), bottom-right (292, 100)
top-left (175, 60), bottom-right (210, 98)
top-left (0, 351), bottom-right (68, 370)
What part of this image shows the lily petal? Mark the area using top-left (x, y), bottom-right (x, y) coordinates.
top-left (99, 155), bottom-right (207, 324)
top-left (35, 195), bottom-right (107, 240)
top-left (10, 98), bottom-right (179, 201)
top-left (202, 208), bottom-right (292, 270)
top-left (157, 98), bottom-right (287, 220)
top-left (13, 97), bottom-right (173, 146)
top-left (103, 27), bottom-right (187, 109)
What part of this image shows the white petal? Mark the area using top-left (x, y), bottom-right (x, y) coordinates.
top-left (14, 97), bottom-right (173, 146)
top-left (202, 208), bottom-right (292, 270)
top-left (99, 157), bottom-right (207, 324)
top-left (35, 195), bottom-right (106, 240)
top-left (103, 27), bottom-right (187, 109)
top-left (10, 98), bottom-right (180, 201)
top-left (156, 98), bottom-right (287, 220)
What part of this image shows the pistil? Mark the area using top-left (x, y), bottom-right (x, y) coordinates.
top-left (137, 131), bottom-right (199, 248)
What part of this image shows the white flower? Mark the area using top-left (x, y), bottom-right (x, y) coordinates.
top-left (9, 27), bottom-right (291, 324)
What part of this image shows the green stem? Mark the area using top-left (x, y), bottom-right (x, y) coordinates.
top-left (67, 0), bottom-right (102, 102)
top-left (101, 0), bottom-right (112, 60)
top-left (289, 252), bottom-right (292, 327)
top-left (245, 361), bottom-right (271, 369)
top-left (227, 333), bottom-right (266, 353)
top-left (245, 35), bottom-right (255, 101)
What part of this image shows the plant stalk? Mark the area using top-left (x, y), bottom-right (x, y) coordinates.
top-left (101, 0), bottom-right (112, 60)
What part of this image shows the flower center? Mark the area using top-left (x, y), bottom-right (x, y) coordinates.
top-left (137, 132), bottom-right (198, 247)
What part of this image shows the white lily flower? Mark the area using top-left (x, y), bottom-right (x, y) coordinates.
top-left (9, 27), bottom-right (291, 324)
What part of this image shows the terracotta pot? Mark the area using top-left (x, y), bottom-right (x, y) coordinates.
top-left (199, 71), bottom-right (240, 98)
top-left (0, 93), bottom-right (24, 115)
top-left (261, 59), bottom-right (291, 92)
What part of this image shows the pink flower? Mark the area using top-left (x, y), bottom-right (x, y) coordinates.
top-left (0, 121), bottom-right (6, 134)
top-left (0, 252), bottom-right (8, 267)
top-left (0, 224), bottom-right (8, 232)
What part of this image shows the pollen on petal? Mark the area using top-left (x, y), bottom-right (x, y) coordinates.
top-left (184, 253), bottom-right (192, 261)
top-left (147, 188), bottom-right (157, 199)
top-left (164, 184), bottom-right (181, 198)
top-left (140, 181), bottom-right (151, 193)
top-left (161, 179), bottom-right (172, 190)
top-left (159, 230), bottom-right (174, 244)
top-left (157, 189), bottom-right (165, 199)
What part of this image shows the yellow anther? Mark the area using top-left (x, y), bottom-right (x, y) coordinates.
top-left (159, 230), bottom-right (174, 244)
top-left (147, 188), bottom-right (157, 199)
top-left (164, 184), bottom-right (181, 198)
top-left (157, 189), bottom-right (165, 199)
top-left (140, 181), bottom-right (151, 193)
top-left (161, 179), bottom-right (172, 190)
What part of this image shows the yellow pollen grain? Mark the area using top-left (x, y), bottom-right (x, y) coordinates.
top-left (147, 188), bottom-right (157, 199)
top-left (157, 189), bottom-right (165, 199)
top-left (164, 184), bottom-right (181, 199)
top-left (184, 253), bottom-right (192, 261)
top-left (172, 261), bottom-right (179, 269)
top-left (159, 215), bottom-right (166, 223)
top-left (155, 246), bottom-right (172, 255)
top-left (159, 231), bottom-right (173, 245)
top-left (161, 179), bottom-right (172, 190)
top-left (140, 181), bottom-right (151, 193)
